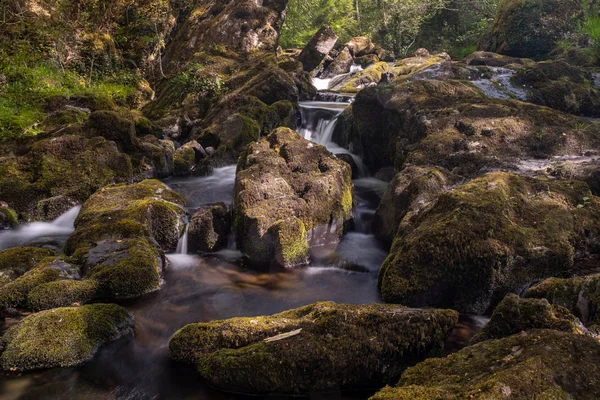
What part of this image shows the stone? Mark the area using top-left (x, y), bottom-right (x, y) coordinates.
top-left (234, 128), bottom-right (353, 267)
top-left (188, 203), bottom-right (231, 253)
top-left (321, 47), bottom-right (354, 78)
top-left (298, 26), bottom-right (339, 72)
top-left (170, 302), bottom-right (458, 395)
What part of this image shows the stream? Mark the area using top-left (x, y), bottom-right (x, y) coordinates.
top-left (0, 77), bottom-right (487, 399)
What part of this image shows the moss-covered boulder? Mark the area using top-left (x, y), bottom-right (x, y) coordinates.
top-left (188, 203), bottom-right (231, 253)
top-left (0, 304), bottom-right (133, 372)
top-left (0, 135), bottom-right (134, 220)
top-left (0, 257), bottom-right (82, 315)
top-left (372, 329), bottom-right (600, 400)
top-left (338, 77), bottom-right (600, 174)
top-left (513, 60), bottom-right (600, 117)
top-left (64, 180), bottom-right (184, 300)
top-left (373, 167), bottom-right (451, 248)
top-left (479, 0), bottom-right (583, 60)
top-left (0, 247), bottom-right (56, 286)
top-left (170, 302), bottom-right (458, 395)
top-left (321, 47), bottom-right (354, 78)
top-left (27, 279), bottom-right (99, 311)
top-left (379, 172), bottom-right (600, 314)
top-left (173, 141), bottom-right (204, 176)
top-left (234, 128), bottom-right (353, 267)
top-left (332, 62), bottom-right (391, 93)
top-left (472, 294), bottom-right (585, 344)
top-left (524, 274), bottom-right (600, 331)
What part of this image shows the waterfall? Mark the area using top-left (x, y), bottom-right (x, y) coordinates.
top-left (176, 215), bottom-right (189, 255)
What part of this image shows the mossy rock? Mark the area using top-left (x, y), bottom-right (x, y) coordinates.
top-left (334, 62), bottom-right (391, 93)
top-left (169, 302), bottom-right (458, 395)
top-left (234, 128), bottom-right (353, 267)
top-left (379, 172), bottom-right (600, 314)
top-left (188, 203), bottom-right (231, 253)
top-left (0, 207), bottom-right (18, 230)
top-left (0, 256), bottom-right (81, 314)
top-left (371, 330), bottom-right (600, 400)
top-left (525, 274), bottom-right (600, 328)
top-left (0, 247), bottom-right (56, 286)
top-left (471, 294), bottom-right (585, 344)
top-left (270, 217), bottom-right (309, 268)
top-left (66, 179), bottom-right (184, 253)
top-left (0, 304), bottom-right (134, 372)
top-left (87, 111), bottom-right (139, 152)
top-left (28, 279), bottom-right (99, 311)
top-left (478, 0), bottom-right (583, 59)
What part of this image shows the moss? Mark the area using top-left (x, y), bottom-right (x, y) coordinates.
top-left (471, 294), bottom-right (584, 343)
top-left (0, 267), bottom-right (61, 311)
top-left (28, 279), bottom-right (99, 311)
top-left (86, 238), bottom-right (162, 300)
top-left (170, 302), bottom-right (458, 395)
top-left (0, 207), bottom-right (18, 229)
top-left (338, 62), bottom-right (391, 93)
top-left (270, 218), bottom-right (309, 267)
top-left (0, 304), bottom-right (134, 372)
top-left (378, 172), bottom-right (600, 314)
top-left (188, 203), bottom-right (231, 253)
top-left (372, 330), bottom-right (600, 399)
top-left (0, 247), bottom-right (56, 286)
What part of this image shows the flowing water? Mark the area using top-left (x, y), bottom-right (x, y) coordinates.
top-left (0, 73), bottom-right (486, 399)
top-left (469, 67), bottom-right (528, 101)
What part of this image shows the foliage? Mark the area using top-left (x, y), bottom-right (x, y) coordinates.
top-left (281, 0), bottom-right (499, 55)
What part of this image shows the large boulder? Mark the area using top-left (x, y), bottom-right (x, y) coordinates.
top-left (479, 0), bottom-right (583, 59)
top-left (234, 128), bottom-right (353, 267)
top-left (372, 330), bottom-right (600, 400)
top-left (0, 304), bottom-right (133, 372)
top-left (298, 26), bottom-right (339, 73)
top-left (346, 37), bottom-right (375, 57)
top-left (321, 47), bottom-right (354, 78)
top-left (379, 172), bottom-right (600, 314)
top-left (0, 247), bottom-right (55, 287)
top-left (64, 180), bottom-right (185, 300)
top-left (471, 294), bottom-right (585, 344)
top-left (170, 302), bottom-right (458, 395)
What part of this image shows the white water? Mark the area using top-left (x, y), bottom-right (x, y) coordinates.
top-left (175, 225), bottom-right (189, 255)
top-left (0, 206), bottom-right (81, 251)
top-left (312, 78), bottom-right (332, 91)
top-left (470, 67), bottom-right (528, 101)
top-left (350, 64), bottom-right (363, 73)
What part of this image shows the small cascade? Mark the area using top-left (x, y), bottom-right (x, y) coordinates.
top-left (470, 67), bottom-right (528, 100)
top-left (0, 206), bottom-right (81, 251)
top-left (176, 215), bottom-right (189, 255)
top-left (350, 64), bottom-right (363, 73)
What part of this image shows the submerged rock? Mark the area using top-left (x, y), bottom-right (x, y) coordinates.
top-left (298, 26), bottom-right (338, 73)
top-left (471, 294), bottom-right (585, 343)
top-left (188, 203), bottom-right (231, 253)
top-left (234, 128), bottom-right (353, 267)
top-left (372, 330), bottom-right (600, 400)
top-left (378, 172), bottom-right (600, 314)
top-left (0, 304), bottom-right (133, 372)
top-left (169, 302), bottom-right (458, 395)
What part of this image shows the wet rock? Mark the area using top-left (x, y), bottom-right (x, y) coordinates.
top-left (356, 54), bottom-right (380, 68)
top-left (174, 141), bottom-right (204, 176)
top-left (346, 37), bottom-right (375, 57)
top-left (335, 153), bottom-right (360, 179)
top-left (87, 111), bottom-right (138, 152)
top-left (373, 167), bottom-right (450, 248)
top-left (479, 0), bottom-right (583, 59)
top-left (321, 47), bottom-right (353, 78)
top-left (28, 279), bottom-right (99, 311)
top-left (464, 51), bottom-right (533, 67)
top-left (0, 304), bottom-right (133, 372)
top-left (188, 203), bottom-right (231, 253)
top-left (64, 180), bottom-right (184, 300)
top-left (137, 136), bottom-right (175, 178)
top-left (33, 195), bottom-right (78, 221)
top-left (234, 128), bottom-right (353, 268)
top-left (169, 302), bottom-right (458, 395)
top-left (372, 330), bottom-right (600, 399)
top-left (524, 274), bottom-right (600, 331)
top-left (472, 294), bottom-right (586, 344)
top-left (331, 62), bottom-right (391, 93)
top-left (298, 26), bottom-right (339, 72)
top-left (379, 172), bottom-right (600, 314)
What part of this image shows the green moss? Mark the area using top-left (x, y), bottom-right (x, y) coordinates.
top-left (270, 218), bottom-right (309, 267)
top-left (0, 304), bottom-right (133, 371)
top-left (0, 247), bottom-right (56, 286)
top-left (372, 330), bottom-right (600, 399)
top-left (28, 279), bottom-right (99, 311)
top-left (339, 62), bottom-right (391, 93)
top-left (0, 267), bottom-right (61, 311)
top-left (86, 238), bottom-right (162, 300)
top-left (170, 302), bottom-right (458, 395)
top-left (0, 207), bottom-right (18, 228)
top-left (471, 294), bottom-right (584, 343)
